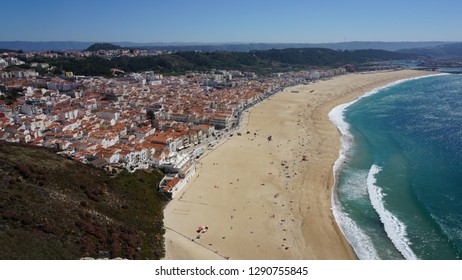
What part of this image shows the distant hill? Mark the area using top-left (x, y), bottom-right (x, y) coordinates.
top-left (0, 48), bottom-right (18, 53)
top-left (251, 48), bottom-right (414, 65)
top-left (32, 47), bottom-right (417, 76)
top-left (398, 42), bottom-right (462, 59)
top-left (133, 41), bottom-right (455, 52)
top-left (0, 41), bottom-right (94, 52)
top-left (312, 41), bottom-right (455, 51)
top-left (42, 47), bottom-right (418, 76)
top-left (0, 141), bottom-right (167, 260)
top-left (0, 40), bottom-right (457, 52)
top-left (86, 43), bottom-right (124, 52)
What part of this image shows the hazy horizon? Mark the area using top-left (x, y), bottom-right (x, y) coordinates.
top-left (0, 40), bottom-right (459, 44)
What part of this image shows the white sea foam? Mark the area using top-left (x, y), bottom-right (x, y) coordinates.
top-left (329, 102), bottom-right (355, 173)
top-left (329, 90), bottom-right (384, 260)
top-left (328, 74), bottom-right (444, 259)
top-left (367, 164), bottom-right (418, 260)
top-left (340, 169), bottom-right (369, 201)
top-left (331, 193), bottom-right (381, 259)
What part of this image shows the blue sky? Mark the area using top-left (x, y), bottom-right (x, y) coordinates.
top-left (2, 0), bottom-right (461, 43)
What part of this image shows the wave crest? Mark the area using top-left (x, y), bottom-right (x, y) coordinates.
top-left (367, 164), bottom-right (418, 260)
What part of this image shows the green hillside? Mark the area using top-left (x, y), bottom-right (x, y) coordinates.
top-left (0, 141), bottom-right (167, 259)
top-left (86, 43), bottom-right (123, 52)
top-left (32, 47), bottom-right (417, 76)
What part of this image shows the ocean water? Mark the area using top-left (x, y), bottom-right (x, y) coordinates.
top-left (330, 74), bottom-right (462, 260)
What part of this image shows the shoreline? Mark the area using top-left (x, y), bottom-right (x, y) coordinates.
top-left (162, 70), bottom-right (433, 260)
top-left (329, 73), bottom-right (446, 260)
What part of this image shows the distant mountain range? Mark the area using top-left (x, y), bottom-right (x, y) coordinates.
top-left (0, 41), bottom-right (94, 52)
top-left (3, 41), bottom-right (462, 60)
top-left (0, 40), bottom-right (458, 52)
top-left (398, 43), bottom-right (462, 59)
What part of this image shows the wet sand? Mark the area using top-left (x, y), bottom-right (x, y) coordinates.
top-left (163, 70), bottom-right (432, 260)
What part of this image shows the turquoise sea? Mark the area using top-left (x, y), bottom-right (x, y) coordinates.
top-left (329, 74), bottom-right (462, 259)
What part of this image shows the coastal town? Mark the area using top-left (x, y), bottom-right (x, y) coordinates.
top-left (4, 0), bottom-right (462, 271)
top-left (0, 49), bottom-right (349, 197)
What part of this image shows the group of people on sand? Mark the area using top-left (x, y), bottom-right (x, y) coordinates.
top-left (194, 225), bottom-right (209, 240)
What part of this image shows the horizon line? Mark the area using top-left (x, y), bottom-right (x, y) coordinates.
top-left (0, 40), bottom-right (460, 45)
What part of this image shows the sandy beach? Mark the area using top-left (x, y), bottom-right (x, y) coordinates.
top-left (162, 70), bottom-right (432, 260)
